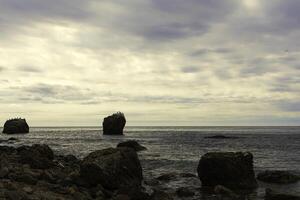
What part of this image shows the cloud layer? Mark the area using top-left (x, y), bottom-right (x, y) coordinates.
top-left (0, 0), bottom-right (299, 126)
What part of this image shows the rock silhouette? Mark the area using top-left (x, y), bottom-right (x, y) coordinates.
top-left (197, 152), bottom-right (257, 189)
top-left (2, 118), bottom-right (29, 134)
top-left (80, 147), bottom-right (143, 189)
top-left (102, 112), bottom-right (126, 135)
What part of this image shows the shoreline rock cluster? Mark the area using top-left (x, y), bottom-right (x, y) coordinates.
top-left (0, 141), bottom-right (298, 200)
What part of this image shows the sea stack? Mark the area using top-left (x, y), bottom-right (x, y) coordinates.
top-left (2, 118), bottom-right (29, 134)
top-left (102, 112), bottom-right (126, 135)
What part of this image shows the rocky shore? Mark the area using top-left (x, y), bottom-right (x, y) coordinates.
top-left (0, 141), bottom-right (299, 200)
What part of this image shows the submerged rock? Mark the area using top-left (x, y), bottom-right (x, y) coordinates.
top-left (150, 190), bottom-right (173, 200)
top-left (205, 135), bottom-right (238, 139)
top-left (80, 147), bottom-right (143, 189)
top-left (117, 140), bottom-right (147, 152)
top-left (102, 112), bottom-right (126, 135)
top-left (197, 152), bottom-right (257, 189)
top-left (2, 118), bottom-right (29, 134)
top-left (265, 188), bottom-right (300, 200)
top-left (257, 170), bottom-right (299, 184)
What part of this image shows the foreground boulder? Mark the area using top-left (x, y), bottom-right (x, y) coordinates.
top-left (257, 170), bottom-right (299, 184)
top-left (17, 144), bottom-right (54, 169)
top-left (197, 152), bottom-right (257, 189)
top-left (102, 112), bottom-right (126, 135)
top-left (117, 140), bottom-right (147, 152)
top-left (80, 147), bottom-right (143, 190)
top-left (265, 188), bottom-right (300, 200)
top-left (2, 118), bottom-right (29, 134)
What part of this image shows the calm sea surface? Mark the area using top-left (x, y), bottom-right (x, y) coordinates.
top-left (0, 126), bottom-right (299, 198)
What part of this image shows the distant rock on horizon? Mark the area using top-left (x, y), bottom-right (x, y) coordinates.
top-left (2, 118), bottom-right (29, 134)
top-left (102, 112), bottom-right (126, 135)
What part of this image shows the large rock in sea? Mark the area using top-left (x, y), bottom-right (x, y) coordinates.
top-left (102, 112), bottom-right (126, 135)
top-left (197, 152), bottom-right (257, 189)
top-left (257, 170), bottom-right (299, 184)
top-left (2, 118), bottom-right (29, 134)
top-left (80, 147), bottom-right (143, 190)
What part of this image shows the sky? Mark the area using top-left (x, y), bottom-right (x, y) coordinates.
top-left (0, 0), bottom-right (300, 126)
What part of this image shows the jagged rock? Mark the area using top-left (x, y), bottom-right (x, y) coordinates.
top-left (80, 147), bottom-right (143, 189)
top-left (117, 140), bottom-right (147, 152)
top-left (2, 118), bottom-right (29, 134)
top-left (17, 144), bottom-right (54, 169)
top-left (176, 187), bottom-right (195, 197)
top-left (197, 152), bottom-right (257, 189)
top-left (205, 135), bottom-right (238, 139)
top-left (257, 170), bottom-right (299, 184)
top-left (265, 188), bottom-right (300, 200)
top-left (102, 112), bottom-right (126, 135)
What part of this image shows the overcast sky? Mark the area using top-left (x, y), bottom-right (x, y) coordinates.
top-left (0, 0), bottom-right (300, 126)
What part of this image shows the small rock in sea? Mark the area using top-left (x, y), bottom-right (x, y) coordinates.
top-left (2, 118), bottom-right (29, 134)
top-left (156, 172), bottom-right (178, 182)
top-left (102, 112), bottom-right (126, 135)
top-left (257, 170), bottom-right (299, 184)
top-left (197, 152), bottom-right (257, 189)
top-left (117, 140), bottom-right (147, 151)
top-left (265, 188), bottom-right (300, 200)
top-left (80, 147), bottom-right (143, 189)
top-left (176, 187), bottom-right (195, 197)
top-left (214, 185), bottom-right (239, 199)
top-left (204, 135), bottom-right (238, 139)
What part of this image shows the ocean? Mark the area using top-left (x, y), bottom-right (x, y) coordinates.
top-left (0, 126), bottom-right (299, 199)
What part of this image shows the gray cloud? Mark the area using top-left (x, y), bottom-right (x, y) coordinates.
top-left (18, 66), bottom-right (44, 73)
top-left (181, 66), bottom-right (199, 73)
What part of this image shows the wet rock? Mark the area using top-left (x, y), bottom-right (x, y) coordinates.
top-left (102, 112), bottom-right (126, 135)
top-left (214, 185), bottom-right (239, 199)
top-left (0, 167), bottom-right (9, 178)
top-left (17, 144), bottom-right (54, 169)
top-left (176, 187), bottom-right (195, 197)
top-left (257, 170), bottom-right (299, 184)
top-left (205, 135), bottom-right (238, 139)
top-left (265, 188), bottom-right (300, 200)
top-left (197, 152), bottom-right (257, 189)
top-left (80, 147), bottom-right (143, 189)
top-left (117, 140), bottom-right (147, 152)
top-left (2, 118), bottom-right (29, 134)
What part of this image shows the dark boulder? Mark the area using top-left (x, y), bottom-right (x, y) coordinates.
top-left (17, 144), bottom-right (54, 169)
top-left (80, 147), bottom-right (143, 189)
top-left (102, 112), bottom-right (126, 135)
top-left (265, 188), bottom-right (300, 200)
top-left (117, 140), bottom-right (147, 152)
top-left (257, 170), bottom-right (299, 184)
top-left (197, 152), bottom-right (257, 189)
top-left (214, 185), bottom-right (239, 199)
top-left (2, 118), bottom-right (29, 134)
